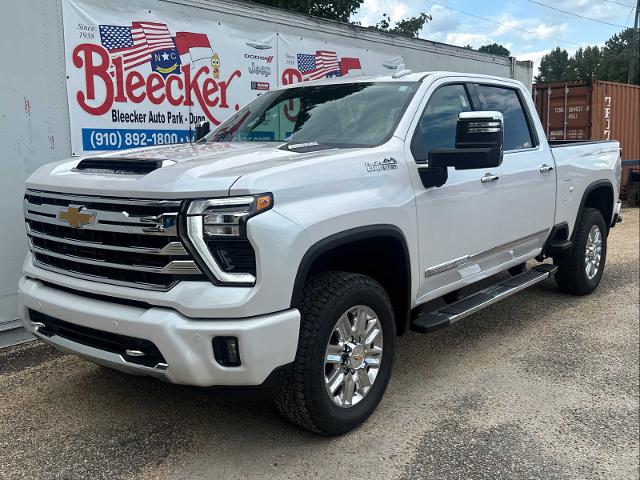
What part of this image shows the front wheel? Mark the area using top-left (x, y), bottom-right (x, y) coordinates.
top-left (275, 271), bottom-right (396, 436)
top-left (554, 207), bottom-right (607, 295)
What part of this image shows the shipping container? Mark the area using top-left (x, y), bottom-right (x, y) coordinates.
top-left (533, 80), bottom-right (640, 188)
top-left (0, 0), bottom-right (534, 346)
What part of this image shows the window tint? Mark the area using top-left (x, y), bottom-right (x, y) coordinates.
top-left (475, 85), bottom-right (534, 150)
top-left (411, 84), bottom-right (471, 161)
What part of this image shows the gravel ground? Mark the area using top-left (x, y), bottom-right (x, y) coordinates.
top-left (1, 208), bottom-right (638, 480)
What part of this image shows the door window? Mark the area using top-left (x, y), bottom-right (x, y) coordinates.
top-left (475, 85), bottom-right (534, 151)
top-left (411, 84), bottom-right (472, 162)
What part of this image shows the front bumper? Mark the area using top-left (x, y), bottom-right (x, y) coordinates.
top-left (19, 276), bottom-right (300, 387)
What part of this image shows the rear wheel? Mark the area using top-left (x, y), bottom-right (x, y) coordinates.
top-left (275, 271), bottom-right (396, 436)
top-left (554, 208), bottom-right (607, 295)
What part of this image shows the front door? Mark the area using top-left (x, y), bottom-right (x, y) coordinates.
top-left (406, 80), bottom-right (503, 303)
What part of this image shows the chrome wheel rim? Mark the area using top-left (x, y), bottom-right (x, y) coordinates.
top-left (324, 305), bottom-right (383, 408)
top-left (585, 224), bottom-right (603, 280)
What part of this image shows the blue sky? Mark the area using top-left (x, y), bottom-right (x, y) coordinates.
top-left (352, 0), bottom-right (637, 74)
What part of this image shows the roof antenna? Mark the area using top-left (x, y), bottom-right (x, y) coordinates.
top-left (383, 57), bottom-right (412, 78)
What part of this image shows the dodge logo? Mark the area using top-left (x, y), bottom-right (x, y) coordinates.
top-left (57, 206), bottom-right (96, 228)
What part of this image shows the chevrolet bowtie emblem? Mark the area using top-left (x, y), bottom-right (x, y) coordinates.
top-left (57, 206), bottom-right (96, 228)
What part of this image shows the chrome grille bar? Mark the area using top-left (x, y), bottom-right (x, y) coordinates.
top-left (25, 189), bottom-right (182, 207)
top-left (30, 261), bottom-right (181, 291)
top-left (24, 212), bottom-right (176, 236)
top-left (26, 225), bottom-right (188, 255)
top-left (24, 200), bottom-right (178, 228)
top-left (30, 246), bottom-right (200, 274)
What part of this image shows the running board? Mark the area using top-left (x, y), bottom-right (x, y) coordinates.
top-left (411, 264), bottom-right (557, 334)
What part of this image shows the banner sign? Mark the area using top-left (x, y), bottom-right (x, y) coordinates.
top-left (62, 0), bottom-right (400, 154)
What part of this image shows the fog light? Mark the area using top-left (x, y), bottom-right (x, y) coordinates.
top-left (212, 336), bottom-right (241, 366)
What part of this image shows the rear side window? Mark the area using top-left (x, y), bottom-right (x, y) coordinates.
top-left (475, 85), bottom-right (534, 151)
top-left (411, 84), bottom-right (472, 161)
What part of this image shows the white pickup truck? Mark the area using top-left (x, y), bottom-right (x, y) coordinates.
top-left (19, 71), bottom-right (622, 436)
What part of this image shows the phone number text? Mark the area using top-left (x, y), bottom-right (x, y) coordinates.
top-left (81, 128), bottom-right (193, 151)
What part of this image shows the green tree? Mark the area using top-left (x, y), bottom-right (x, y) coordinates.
top-left (390, 13), bottom-right (432, 38)
top-left (570, 46), bottom-right (602, 81)
top-left (535, 28), bottom-right (639, 85)
top-left (535, 47), bottom-right (574, 82)
top-left (252, 0), bottom-right (362, 22)
top-left (478, 43), bottom-right (511, 57)
top-left (372, 12), bottom-right (432, 38)
top-left (598, 28), bottom-right (639, 85)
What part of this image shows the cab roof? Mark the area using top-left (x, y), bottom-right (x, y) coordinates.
top-left (278, 71), bottom-right (524, 88)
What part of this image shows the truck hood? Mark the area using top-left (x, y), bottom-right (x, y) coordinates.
top-left (26, 142), bottom-right (349, 199)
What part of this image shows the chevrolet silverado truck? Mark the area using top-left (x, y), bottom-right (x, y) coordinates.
top-left (19, 71), bottom-right (622, 436)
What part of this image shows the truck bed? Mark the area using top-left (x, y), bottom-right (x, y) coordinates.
top-left (548, 140), bottom-right (616, 148)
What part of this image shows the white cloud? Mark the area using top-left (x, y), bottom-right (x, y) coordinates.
top-left (420, 4), bottom-right (461, 42)
top-left (420, 6), bottom-right (573, 51)
top-left (511, 49), bottom-right (549, 76)
top-left (551, 0), bottom-right (633, 22)
top-left (388, 1), bottom-right (408, 22)
top-left (530, 22), bottom-right (568, 38)
top-left (354, 0), bottom-right (411, 27)
top-left (493, 13), bottom-right (568, 41)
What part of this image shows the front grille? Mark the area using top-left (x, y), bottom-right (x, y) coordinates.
top-left (24, 189), bottom-right (207, 290)
top-left (29, 310), bottom-right (166, 368)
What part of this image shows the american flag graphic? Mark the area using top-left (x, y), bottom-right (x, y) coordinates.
top-left (297, 51), bottom-right (341, 80)
top-left (99, 22), bottom-right (175, 70)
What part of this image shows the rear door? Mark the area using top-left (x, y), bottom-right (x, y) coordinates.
top-left (406, 79), bottom-right (503, 303)
top-left (474, 83), bottom-right (556, 252)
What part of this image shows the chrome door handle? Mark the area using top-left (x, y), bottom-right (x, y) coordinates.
top-left (481, 174), bottom-right (500, 183)
top-left (539, 164), bottom-right (554, 173)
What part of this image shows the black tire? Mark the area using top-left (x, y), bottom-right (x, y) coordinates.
top-left (275, 271), bottom-right (396, 436)
top-left (554, 208), bottom-right (607, 295)
top-left (508, 263), bottom-right (527, 276)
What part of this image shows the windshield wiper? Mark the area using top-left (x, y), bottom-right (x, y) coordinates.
top-left (280, 141), bottom-right (336, 153)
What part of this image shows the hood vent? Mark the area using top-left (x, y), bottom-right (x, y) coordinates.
top-left (74, 158), bottom-right (175, 175)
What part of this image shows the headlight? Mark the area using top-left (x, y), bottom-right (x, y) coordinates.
top-left (182, 194), bottom-right (273, 285)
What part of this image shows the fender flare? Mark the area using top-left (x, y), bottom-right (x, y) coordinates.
top-left (290, 225), bottom-right (412, 330)
top-left (572, 179), bottom-right (614, 238)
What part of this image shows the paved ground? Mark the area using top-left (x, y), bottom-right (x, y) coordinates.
top-left (1, 208), bottom-right (638, 480)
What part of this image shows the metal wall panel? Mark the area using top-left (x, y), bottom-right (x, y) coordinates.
top-left (0, 0), bottom-right (71, 332)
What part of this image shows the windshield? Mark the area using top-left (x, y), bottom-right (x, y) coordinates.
top-left (205, 82), bottom-right (419, 148)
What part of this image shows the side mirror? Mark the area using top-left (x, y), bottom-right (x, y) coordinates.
top-left (429, 111), bottom-right (504, 170)
top-left (194, 121), bottom-right (211, 142)
top-left (418, 111), bottom-right (504, 188)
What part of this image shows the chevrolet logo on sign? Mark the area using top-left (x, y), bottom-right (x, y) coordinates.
top-left (57, 206), bottom-right (96, 228)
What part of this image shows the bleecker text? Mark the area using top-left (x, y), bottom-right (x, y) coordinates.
top-left (73, 44), bottom-right (241, 125)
